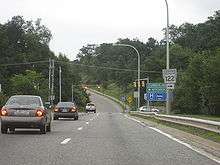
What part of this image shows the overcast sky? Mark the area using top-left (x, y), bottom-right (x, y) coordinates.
top-left (0, 0), bottom-right (219, 60)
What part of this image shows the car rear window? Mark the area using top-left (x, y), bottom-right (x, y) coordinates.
top-left (6, 96), bottom-right (41, 107)
top-left (87, 103), bottom-right (95, 106)
top-left (57, 102), bottom-right (75, 107)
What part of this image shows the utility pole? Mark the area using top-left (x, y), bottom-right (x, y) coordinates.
top-left (48, 58), bottom-right (51, 103)
top-left (59, 66), bottom-right (62, 102)
top-left (51, 59), bottom-right (55, 105)
top-left (71, 84), bottom-right (74, 102)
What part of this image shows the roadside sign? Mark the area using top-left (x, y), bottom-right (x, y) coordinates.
top-left (145, 93), bottom-right (167, 101)
top-left (166, 83), bottom-right (175, 90)
top-left (147, 83), bottom-right (166, 92)
top-left (146, 83), bottom-right (167, 101)
top-left (127, 96), bottom-right (133, 104)
top-left (121, 96), bottom-right (126, 102)
top-left (133, 91), bottom-right (138, 98)
top-left (162, 69), bottom-right (177, 83)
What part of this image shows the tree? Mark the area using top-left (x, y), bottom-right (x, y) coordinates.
top-left (9, 70), bottom-right (48, 101)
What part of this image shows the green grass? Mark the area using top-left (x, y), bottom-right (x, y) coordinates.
top-left (172, 114), bottom-right (220, 122)
top-left (131, 113), bottom-right (220, 143)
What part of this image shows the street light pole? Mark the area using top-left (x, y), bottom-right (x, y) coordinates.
top-left (59, 66), bottom-right (62, 102)
top-left (113, 43), bottom-right (141, 109)
top-left (71, 84), bottom-right (74, 102)
top-left (165, 0), bottom-right (171, 114)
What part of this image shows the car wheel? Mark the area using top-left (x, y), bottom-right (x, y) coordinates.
top-left (74, 116), bottom-right (78, 120)
top-left (1, 125), bottom-right (7, 134)
top-left (9, 127), bottom-right (15, 133)
top-left (94, 110), bottom-right (96, 113)
top-left (40, 124), bottom-right (46, 134)
top-left (53, 116), bottom-right (58, 120)
top-left (46, 122), bottom-right (51, 132)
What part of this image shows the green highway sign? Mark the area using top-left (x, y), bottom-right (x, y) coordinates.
top-left (147, 83), bottom-right (166, 93)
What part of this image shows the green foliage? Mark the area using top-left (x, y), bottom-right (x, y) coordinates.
top-left (77, 11), bottom-right (220, 115)
top-left (9, 70), bottom-right (48, 101)
top-left (0, 16), bottom-right (89, 108)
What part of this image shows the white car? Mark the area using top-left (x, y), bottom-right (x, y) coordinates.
top-left (151, 108), bottom-right (160, 113)
top-left (85, 103), bottom-right (96, 113)
top-left (138, 106), bottom-right (150, 112)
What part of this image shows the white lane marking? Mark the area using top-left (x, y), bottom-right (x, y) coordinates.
top-left (61, 138), bottom-right (71, 144)
top-left (149, 127), bottom-right (220, 164)
top-left (78, 127), bottom-right (83, 130)
top-left (97, 112), bottom-right (100, 116)
top-left (86, 122), bottom-right (89, 125)
top-left (124, 115), bottom-right (220, 164)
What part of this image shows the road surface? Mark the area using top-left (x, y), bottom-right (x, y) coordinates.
top-left (0, 92), bottom-right (219, 165)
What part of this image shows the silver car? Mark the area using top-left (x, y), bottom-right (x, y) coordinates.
top-left (0, 95), bottom-right (52, 134)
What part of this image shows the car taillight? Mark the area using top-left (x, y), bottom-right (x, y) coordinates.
top-left (54, 108), bottom-right (59, 112)
top-left (1, 107), bottom-right (8, 116)
top-left (70, 107), bottom-right (77, 112)
top-left (36, 109), bottom-right (44, 117)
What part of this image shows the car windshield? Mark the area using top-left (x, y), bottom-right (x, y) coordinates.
top-left (57, 102), bottom-right (75, 107)
top-left (6, 96), bottom-right (41, 107)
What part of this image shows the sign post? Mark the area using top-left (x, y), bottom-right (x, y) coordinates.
top-left (162, 69), bottom-right (177, 114)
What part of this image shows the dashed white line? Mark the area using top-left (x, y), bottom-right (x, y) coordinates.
top-left (86, 122), bottom-right (89, 125)
top-left (61, 138), bottom-right (71, 144)
top-left (124, 114), bottom-right (220, 164)
top-left (78, 127), bottom-right (83, 130)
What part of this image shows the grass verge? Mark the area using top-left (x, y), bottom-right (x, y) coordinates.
top-left (131, 113), bottom-right (220, 143)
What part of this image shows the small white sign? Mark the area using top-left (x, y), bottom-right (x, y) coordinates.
top-left (166, 83), bottom-right (175, 89)
top-left (162, 69), bottom-right (177, 83)
top-left (133, 91), bottom-right (138, 98)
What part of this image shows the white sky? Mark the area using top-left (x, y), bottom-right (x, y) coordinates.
top-left (0, 0), bottom-right (219, 60)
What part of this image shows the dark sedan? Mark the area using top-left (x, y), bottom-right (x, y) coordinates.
top-left (53, 102), bottom-right (78, 120)
top-left (0, 95), bottom-right (52, 134)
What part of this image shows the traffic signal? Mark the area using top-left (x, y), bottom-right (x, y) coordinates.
top-left (141, 81), bottom-right (145, 87)
top-left (133, 82), bottom-right (137, 88)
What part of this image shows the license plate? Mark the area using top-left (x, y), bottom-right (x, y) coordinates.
top-left (14, 110), bottom-right (30, 115)
top-left (62, 109), bottom-right (68, 112)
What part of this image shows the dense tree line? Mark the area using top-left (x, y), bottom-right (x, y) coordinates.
top-left (0, 16), bottom-right (89, 107)
top-left (77, 11), bottom-right (220, 115)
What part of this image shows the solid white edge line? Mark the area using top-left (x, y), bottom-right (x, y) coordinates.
top-left (78, 127), bottom-right (83, 130)
top-left (124, 114), bottom-right (220, 164)
top-left (61, 138), bottom-right (71, 144)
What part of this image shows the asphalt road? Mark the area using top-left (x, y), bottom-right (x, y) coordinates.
top-left (0, 92), bottom-right (219, 165)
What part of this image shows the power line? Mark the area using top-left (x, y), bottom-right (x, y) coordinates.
top-left (0, 59), bottom-right (161, 74)
top-left (55, 60), bottom-right (161, 74)
top-left (0, 60), bottom-right (49, 67)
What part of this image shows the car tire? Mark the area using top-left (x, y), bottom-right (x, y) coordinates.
top-left (1, 125), bottom-right (7, 134)
top-left (40, 124), bottom-right (46, 134)
top-left (94, 110), bottom-right (96, 113)
top-left (53, 116), bottom-right (58, 120)
top-left (74, 116), bottom-right (78, 120)
top-left (46, 122), bottom-right (51, 132)
top-left (9, 127), bottom-right (15, 133)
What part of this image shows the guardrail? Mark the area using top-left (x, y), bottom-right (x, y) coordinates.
top-left (131, 111), bottom-right (220, 134)
top-left (89, 89), bottom-right (220, 134)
